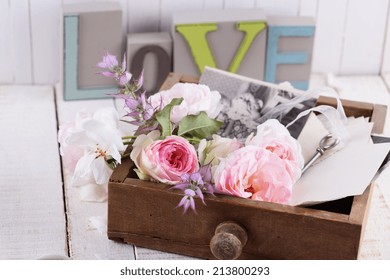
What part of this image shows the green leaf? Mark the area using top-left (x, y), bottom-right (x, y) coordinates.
top-left (178, 111), bottom-right (223, 140)
top-left (155, 98), bottom-right (183, 137)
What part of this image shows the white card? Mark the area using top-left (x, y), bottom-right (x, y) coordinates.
top-left (298, 113), bottom-right (374, 169)
top-left (291, 142), bottom-right (390, 206)
top-left (292, 113), bottom-right (390, 206)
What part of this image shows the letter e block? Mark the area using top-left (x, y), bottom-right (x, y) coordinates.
top-left (265, 16), bottom-right (315, 90)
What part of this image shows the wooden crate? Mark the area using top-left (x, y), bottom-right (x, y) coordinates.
top-left (107, 73), bottom-right (387, 259)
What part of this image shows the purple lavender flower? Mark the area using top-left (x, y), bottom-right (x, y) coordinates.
top-left (119, 72), bottom-right (132, 86)
top-left (177, 189), bottom-right (196, 213)
top-left (122, 92), bottom-right (153, 121)
top-left (134, 70), bottom-right (144, 92)
top-left (112, 91), bottom-right (156, 134)
top-left (139, 91), bottom-right (154, 120)
top-left (96, 53), bottom-right (157, 133)
top-left (198, 164), bottom-right (214, 194)
top-left (97, 52), bottom-right (118, 69)
top-left (97, 52), bottom-right (131, 85)
top-left (173, 165), bottom-right (215, 213)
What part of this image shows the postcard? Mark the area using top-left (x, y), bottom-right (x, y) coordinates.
top-left (199, 67), bottom-right (316, 139)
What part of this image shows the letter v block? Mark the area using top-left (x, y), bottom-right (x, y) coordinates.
top-left (62, 3), bottom-right (123, 100)
top-left (173, 10), bottom-right (267, 80)
top-left (265, 16), bottom-right (315, 90)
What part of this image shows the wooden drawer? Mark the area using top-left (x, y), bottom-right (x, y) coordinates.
top-left (107, 73), bottom-right (386, 259)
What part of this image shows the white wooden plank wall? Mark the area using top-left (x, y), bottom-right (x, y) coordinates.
top-left (30, 0), bottom-right (62, 84)
top-left (1, 0), bottom-right (390, 83)
top-left (340, 0), bottom-right (389, 75)
top-left (381, 2), bottom-right (390, 75)
top-left (310, 0), bottom-right (348, 74)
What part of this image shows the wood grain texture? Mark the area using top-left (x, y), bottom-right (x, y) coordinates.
top-left (0, 86), bottom-right (67, 259)
top-left (0, 0), bottom-right (13, 83)
top-left (358, 184), bottom-right (390, 259)
top-left (30, 0), bottom-right (61, 84)
top-left (299, 0), bottom-right (318, 17)
top-left (108, 177), bottom-right (362, 259)
top-left (382, 72), bottom-right (390, 93)
top-left (203, 0), bottom-right (224, 10)
top-left (4, 0), bottom-right (390, 84)
top-left (224, 0), bottom-right (255, 9)
top-left (311, 0), bottom-right (348, 74)
top-left (339, 0), bottom-right (389, 75)
top-left (380, 5), bottom-right (390, 74)
top-left (255, 0), bottom-right (299, 15)
top-left (159, 0), bottom-right (204, 32)
top-left (358, 164), bottom-right (390, 259)
top-left (55, 84), bottom-right (135, 260)
top-left (8, 0), bottom-right (33, 84)
top-left (127, 0), bottom-right (159, 32)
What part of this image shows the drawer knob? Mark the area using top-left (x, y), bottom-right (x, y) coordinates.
top-left (210, 221), bottom-right (248, 260)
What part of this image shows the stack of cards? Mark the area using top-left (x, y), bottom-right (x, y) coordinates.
top-left (291, 113), bottom-right (390, 206)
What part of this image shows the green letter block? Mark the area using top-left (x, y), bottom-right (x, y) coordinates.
top-left (176, 24), bottom-right (218, 74)
top-left (173, 10), bottom-right (268, 80)
top-left (228, 21), bottom-right (266, 73)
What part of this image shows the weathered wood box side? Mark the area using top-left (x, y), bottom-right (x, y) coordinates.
top-left (107, 73), bottom-right (386, 259)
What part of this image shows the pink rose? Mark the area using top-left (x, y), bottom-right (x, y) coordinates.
top-left (246, 119), bottom-right (304, 182)
top-left (214, 146), bottom-right (294, 203)
top-left (130, 132), bottom-right (199, 184)
top-left (148, 83), bottom-right (222, 123)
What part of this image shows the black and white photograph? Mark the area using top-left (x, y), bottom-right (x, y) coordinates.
top-left (199, 67), bottom-right (316, 139)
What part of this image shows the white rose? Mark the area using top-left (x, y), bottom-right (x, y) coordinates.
top-left (148, 83), bottom-right (222, 123)
top-left (130, 130), bottom-right (161, 179)
top-left (92, 107), bottom-right (121, 130)
top-left (198, 134), bottom-right (243, 167)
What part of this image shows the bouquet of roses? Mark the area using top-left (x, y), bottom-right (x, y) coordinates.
top-left (58, 53), bottom-right (304, 212)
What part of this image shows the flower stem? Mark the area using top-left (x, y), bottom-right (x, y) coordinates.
top-left (121, 153), bottom-right (130, 159)
top-left (121, 135), bottom-right (137, 140)
top-left (185, 137), bottom-right (201, 145)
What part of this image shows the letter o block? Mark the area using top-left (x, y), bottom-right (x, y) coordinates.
top-left (127, 33), bottom-right (172, 94)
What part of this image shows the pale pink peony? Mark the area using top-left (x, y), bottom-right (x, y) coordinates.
top-left (148, 83), bottom-right (222, 123)
top-left (130, 131), bottom-right (199, 184)
top-left (246, 119), bottom-right (304, 182)
top-left (58, 111), bottom-right (91, 172)
top-left (58, 108), bottom-right (125, 185)
top-left (214, 145), bottom-right (294, 203)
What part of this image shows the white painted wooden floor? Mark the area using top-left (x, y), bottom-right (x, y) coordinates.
top-left (1, 74), bottom-right (390, 260)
